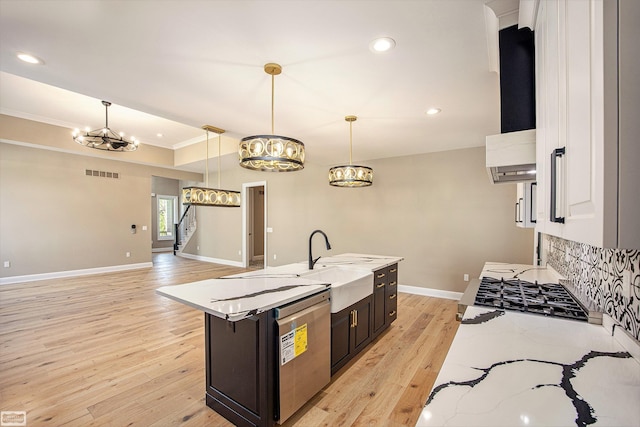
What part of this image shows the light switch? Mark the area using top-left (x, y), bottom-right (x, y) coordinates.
top-left (142, 225), bottom-right (147, 231)
top-left (267, 227), bottom-right (273, 233)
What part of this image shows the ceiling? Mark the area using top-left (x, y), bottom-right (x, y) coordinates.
top-left (0, 0), bottom-right (504, 170)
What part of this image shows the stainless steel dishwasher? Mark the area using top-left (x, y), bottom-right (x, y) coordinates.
top-left (275, 289), bottom-right (331, 424)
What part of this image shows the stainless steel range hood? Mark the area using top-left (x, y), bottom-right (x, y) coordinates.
top-left (485, 129), bottom-right (536, 184)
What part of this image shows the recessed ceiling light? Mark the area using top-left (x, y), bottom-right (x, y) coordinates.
top-left (369, 37), bottom-right (396, 53)
top-left (426, 108), bottom-right (441, 115)
top-left (17, 52), bottom-right (44, 65)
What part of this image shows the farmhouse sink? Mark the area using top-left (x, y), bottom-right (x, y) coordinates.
top-left (301, 266), bottom-right (373, 313)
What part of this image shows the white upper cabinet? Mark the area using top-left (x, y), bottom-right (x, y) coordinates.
top-left (534, 0), bottom-right (640, 249)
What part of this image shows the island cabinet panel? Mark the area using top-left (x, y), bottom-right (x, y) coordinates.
top-left (386, 265), bottom-right (398, 323)
top-left (372, 263), bottom-right (398, 339)
top-left (330, 295), bottom-right (373, 375)
top-left (372, 275), bottom-right (387, 336)
top-left (205, 311), bottom-right (276, 427)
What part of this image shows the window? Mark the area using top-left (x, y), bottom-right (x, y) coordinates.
top-left (157, 195), bottom-right (178, 240)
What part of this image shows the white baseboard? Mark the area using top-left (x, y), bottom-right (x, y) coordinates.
top-left (152, 247), bottom-right (174, 253)
top-left (0, 262), bottom-right (153, 285)
top-left (177, 252), bottom-right (244, 268)
top-left (398, 284), bottom-right (463, 301)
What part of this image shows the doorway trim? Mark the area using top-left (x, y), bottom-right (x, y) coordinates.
top-left (242, 181), bottom-right (267, 268)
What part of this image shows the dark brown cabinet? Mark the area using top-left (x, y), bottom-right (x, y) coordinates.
top-left (330, 263), bottom-right (399, 374)
top-left (372, 263), bottom-right (398, 339)
top-left (205, 310), bottom-right (276, 427)
top-left (330, 295), bottom-right (373, 374)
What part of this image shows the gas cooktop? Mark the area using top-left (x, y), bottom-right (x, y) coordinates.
top-left (474, 277), bottom-right (589, 322)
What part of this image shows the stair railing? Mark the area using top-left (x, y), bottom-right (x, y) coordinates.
top-left (174, 205), bottom-right (196, 255)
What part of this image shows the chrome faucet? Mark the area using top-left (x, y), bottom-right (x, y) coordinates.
top-left (308, 229), bottom-right (331, 270)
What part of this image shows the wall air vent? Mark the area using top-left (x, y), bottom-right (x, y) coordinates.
top-left (85, 169), bottom-right (119, 179)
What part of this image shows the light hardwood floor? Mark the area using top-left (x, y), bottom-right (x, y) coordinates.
top-left (0, 254), bottom-right (459, 426)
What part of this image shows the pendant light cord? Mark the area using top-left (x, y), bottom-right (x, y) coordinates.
top-left (217, 133), bottom-right (221, 188)
top-left (271, 73), bottom-right (275, 134)
top-left (205, 130), bottom-right (209, 187)
top-left (349, 120), bottom-right (353, 165)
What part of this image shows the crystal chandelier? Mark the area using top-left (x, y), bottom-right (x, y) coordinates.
top-left (329, 116), bottom-right (373, 187)
top-left (239, 63), bottom-right (305, 172)
top-left (72, 101), bottom-right (139, 151)
top-left (182, 125), bottom-right (241, 207)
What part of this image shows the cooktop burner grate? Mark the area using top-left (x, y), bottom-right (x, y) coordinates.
top-left (474, 277), bottom-right (588, 322)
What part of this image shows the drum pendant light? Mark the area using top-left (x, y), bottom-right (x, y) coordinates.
top-left (328, 116), bottom-right (373, 187)
top-left (239, 63), bottom-right (305, 172)
top-left (182, 126), bottom-right (241, 207)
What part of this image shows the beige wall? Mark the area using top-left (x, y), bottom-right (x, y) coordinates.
top-left (0, 117), bottom-right (201, 278)
top-left (188, 147), bottom-right (534, 293)
top-left (0, 115), bottom-right (533, 291)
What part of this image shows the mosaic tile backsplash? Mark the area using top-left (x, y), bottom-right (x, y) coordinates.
top-left (544, 234), bottom-right (640, 341)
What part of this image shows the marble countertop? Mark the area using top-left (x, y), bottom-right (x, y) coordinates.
top-left (310, 253), bottom-right (404, 271)
top-left (156, 277), bottom-right (329, 321)
top-left (417, 306), bottom-right (640, 427)
top-left (156, 253), bottom-right (402, 321)
top-left (481, 261), bottom-right (563, 283)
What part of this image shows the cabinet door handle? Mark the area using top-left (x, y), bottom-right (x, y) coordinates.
top-left (518, 197), bottom-right (524, 223)
top-left (350, 310), bottom-right (355, 328)
top-left (530, 182), bottom-right (537, 224)
top-left (389, 281), bottom-right (397, 287)
top-left (389, 310), bottom-right (396, 317)
top-left (550, 147), bottom-right (565, 223)
top-left (354, 309), bottom-right (358, 327)
top-left (389, 293), bottom-right (396, 300)
top-left (390, 268), bottom-right (397, 273)
top-left (514, 201), bottom-right (520, 223)
top-left (376, 283), bottom-right (385, 289)
top-left (376, 273), bottom-right (385, 279)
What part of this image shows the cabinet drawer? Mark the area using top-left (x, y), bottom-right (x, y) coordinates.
top-left (374, 268), bottom-right (388, 286)
top-left (387, 302), bottom-right (397, 323)
top-left (374, 264), bottom-right (398, 285)
top-left (387, 264), bottom-right (398, 283)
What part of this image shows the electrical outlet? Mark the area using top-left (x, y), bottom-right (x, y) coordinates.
top-left (273, 254), bottom-right (277, 260)
top-left (463, 274), bottom-right (469, 281)
top-left (622, 269), bottom-right (632, 299)
top-left (126, 252), bottom-right (131, 258)
top-left (3, 261), bottom-right (10, 268)
top-left (238, 250), bottom-right (241, 255)
top-left (197, 246), bottom-right (200, 251)
top-left (142, 225), bottom-right (147, 231)
top-left (267, 227), bottom-right (273, 233)
top-left (564, 251), bottom-right (570, 262)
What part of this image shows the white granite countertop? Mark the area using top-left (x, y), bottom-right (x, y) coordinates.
top-left (156, 253), bottom-right (403, 321)
top-left (481, 261), bottom-right (563, 284)
top-left (310, 253), bottom-right (403, 271)
top-left (417, 306), bottom-right (640, 427)
top-left (156, 277), bottom-right (329, 321)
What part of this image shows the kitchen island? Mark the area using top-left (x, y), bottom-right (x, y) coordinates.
top-left (418, 302), bottom-right (640, 426)
top-left (156, 253), bottom-right (402, 426)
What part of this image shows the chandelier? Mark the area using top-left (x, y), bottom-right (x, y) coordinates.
top-left (329, 116), bottom-right (373, 187)
top-left (239, 63), bottom-right (305, 172)
top-left (182, 125), bottom-right (241, 207)
top-left (72, 101), bottom-right (139, 151)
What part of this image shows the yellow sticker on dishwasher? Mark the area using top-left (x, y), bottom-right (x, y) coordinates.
top-left (294, 324), bottom-right (308, 357)
top-left (280, 323), bottom-right (308, 365)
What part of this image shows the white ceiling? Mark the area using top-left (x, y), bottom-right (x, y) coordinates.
top-left (0, 0), bottom-right (501, 169)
